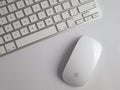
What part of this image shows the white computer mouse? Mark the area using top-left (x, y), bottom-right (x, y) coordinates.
top-left (62, 36), bottom-right (102, 87)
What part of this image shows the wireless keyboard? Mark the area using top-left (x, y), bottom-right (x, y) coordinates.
top-left (0, 0), bottom-right (101, 56)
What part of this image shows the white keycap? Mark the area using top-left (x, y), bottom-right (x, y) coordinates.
top-left (5, 42), bottom-right (16, 52)
top-left (16, 0), bottom-right (25, 9)
top-left (0, 27), bottom-right (5, 35)
top-left (54, 5), bottom-right (63, 13)
top-left (0, 7), bottom-right (8, 15)
top-left (38, 11), bottom-right (46, 19)
top-left (67, 19), bottom-right (75, 27)
top-left (63, 2), bottom-right (71, 10)
top-left (8, 4), bottom-right (17, 12)
top-left (89, 8), bottom-right (99, 15)
top-left (80, 0), bottom-right (88, 3)
top-left (49, 0), bottom-right (57, 6)
top-left (4, 24), bottom-right (13, 32)
top-left (45, 18), bottom-right (54, 26)
top-left (7, 0), bottom-right (16, 4)
top-left (62, 11), bottom-right (70, 19)
top-left (76, 19), bottom-right (84, 24)
top-left (0, 1), bottom-right (6, 7)
top-left (16, 26), bottom-right (57, 48)
top-left (21, 18), bottom-right (30, 26)
top-left (0, 37), bottom-right (4, 45)
top-left (78, 1), bottom-right (96, 13)
top-left (13, 21), bottom-right (21, 29)
top-left (56, 22), bottom-right (67, 31)
top-left (29, 24), bottom-right (37, 32)
top-left (4, 34), bottom-right (13, 42)
top-left (0, 46), bottom-right (6, 55)
top-left (53, 14), bottom-right (62, 22)
top-left (34, 0), bottom-right (41, 2)
top-left (29, 14), bottom-right (38, 23)
top-left (37, 21), bottom-right (45, 29)
top-left (20, 27), bottom-right (29, 36)
top-left (41, 1), bottom-right (49, 9)
top-left (12, 31), bottom-right (21, 39)
top-left (84, 15), bottom-right (92, 21)
top-left (46, 8), bottom-right (55, 16)
top-left (71, 0), bottom-right (80, 6)
top-left (58, 0), bottom-right (65, 2)
top-left (0, 17), bottom-right (8, 25)
top-left (70, 8), bottom-right (78, 16)
top-left (73, 14), bottom-right (83, 21)
top-left (32, 4), bottom-right (41, 12)
top-left (92, 12), bottom-right (100, 18)
top-left (24, 7), bottom-right (33, 16)
top-left (83, 11), bottom-right (90, 17)
top-left (7, 13), bottom-right (16, 22)
top-left (15, 10), bottom-right (24, 19)
top-left (25, 0), bottom-right (34, 6)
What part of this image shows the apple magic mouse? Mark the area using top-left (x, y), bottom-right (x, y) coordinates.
top-left (62, 36), bottom-right (102, 87)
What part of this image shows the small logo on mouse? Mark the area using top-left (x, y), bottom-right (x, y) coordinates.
top-left (74, 72), bottom-right (79, 78)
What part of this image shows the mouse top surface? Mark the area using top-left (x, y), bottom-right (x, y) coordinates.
top-left (62, 36), bottom-right (102, 87)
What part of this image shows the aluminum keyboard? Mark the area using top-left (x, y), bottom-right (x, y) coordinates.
top-left (0, 0), bottom-right (101, 56)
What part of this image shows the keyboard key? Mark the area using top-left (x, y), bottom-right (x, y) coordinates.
top-left (67, 19), bottom-right (75, 27)
top-left (12, 31), bottom-right (21, 39)
top-left (16, 0), bottom-right (25, 9)
top-left (49, 0), bottom-right (57, 6)
top-left (21, 18), bottom-right (30, 26)
top-left (0, 27), bottom-right (5, 35)
top-left (16, 26), bottom-right (57, 48)
top-left (15, 10), bottom-right (24, 19)
top-left (4, 34), bottom-right (13, 42)
top-left (0, 46), bottom-right (6, 55)
top-left (32, 4), bottom-right (41, 12)
top-left (4, 24), bottom-right (13, 32)
top-left (53, 14), bottom-right (62, 22)
top-left (70, 8), bottom-right (78, 16)
top-left (71, 0), bottom-right (80, 6)
top-left (34, 0), bottom-right (41, 2)
top-left (29, 24), bottom-right (37, 32)
top-left (58, 0), bottom-right (65, 2)
top-left (24, 7), bottom-right (33, 16)
top-left (56, 22), bottom-right (67, 31)
top-left (0, 17), bottom-right (8, 25)
top-left (38, 11), bottom-right (46, 19)
top-left (7, 0), bottom-right (16, 4)
top-left (41, 1), bottom-right (49, 9)
top-left (92, 12), bottom-right (100, 18)
top-left (25, 0), bottom-right (34, 6)
top-left (5, 42), bottom-right (16, 52)
top-left (13, 21), bottom-right (21, 29)
top-left (0, 37), bottom-right (4, 45)
top-left (78, 1), bottom-right (96, 13)
top-left (62, 11), bottom-right (70, 19)
top-left (29, 14), bottom-right (38, 23)
top-left (73, 14), bottom-right (83, 21)
top-left (37, 21), bottom-right (45, 29)
top-left (20, 27), bottom-right (29, 36)
top-left (84, 15), bottom-right (92, 21)
top-left (0, 7), bottom-right (8, 15)
top-left (46, 8), bottom-right (55, 16)
top-left (7, 13), bottom-right (16, 22)
top-left (63, 2), bottom-right (71, 10)
top-left (0, 1), bottom-right (6, 7)
top-left (76, 19), bottom-right (84, 24)
top-left (45, 18), bottom-right (54, 26)
top-left (8, 4), bottom-right (17, 12)
top-left (54, 5), bottom-right (63, 13)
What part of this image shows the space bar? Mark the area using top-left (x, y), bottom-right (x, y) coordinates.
top-left (15, 26), bottom-right (57, 48)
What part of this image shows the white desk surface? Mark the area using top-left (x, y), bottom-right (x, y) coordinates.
top-left (0, 0), bottom-right (120, 90)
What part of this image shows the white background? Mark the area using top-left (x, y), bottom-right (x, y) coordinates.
top-left (0, 0), bottom-right (120, 90)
